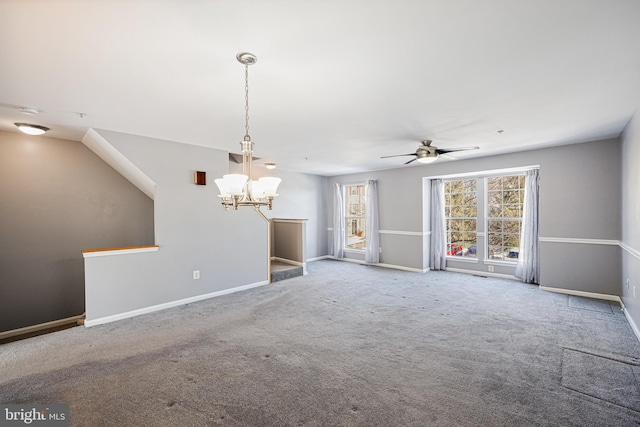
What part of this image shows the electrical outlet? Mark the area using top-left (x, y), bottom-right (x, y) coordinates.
top-left (193, 270), bottom-right (200, 280)
top-left (379, 247), bottom-right (382, 253)
top-left (488, 265), bottom-right (494, 272)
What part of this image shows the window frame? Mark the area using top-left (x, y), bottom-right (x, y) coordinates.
top-left (484, 173), bottom-right (525, 265)
top-left (431, 166), bottom-right (535, 269)
top-left (443, 178), bottom-right (478, 260)
top-left (343, 183), bottom-right (367, 253)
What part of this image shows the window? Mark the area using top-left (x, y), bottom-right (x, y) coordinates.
top-left (444, 179), bottom-right (477, 258)
top-left (487, 175), bottom-right (525, 261)
top-left (439, 171), bottom-right (528, 264)
top-left (344, 184), bottom-right (366, 250)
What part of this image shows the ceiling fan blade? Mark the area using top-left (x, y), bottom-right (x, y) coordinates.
top-left (380, 153), bottom-right (416, 159)
top-left (435, 146), bottom-right (480, 154)
top-left (404, 158), bottom-right (418, 165)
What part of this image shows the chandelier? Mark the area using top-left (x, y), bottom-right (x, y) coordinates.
top-left (215, 52), bottom-right (281, 210)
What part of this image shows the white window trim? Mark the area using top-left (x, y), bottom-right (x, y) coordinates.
top-left (343, 183), bottom-right (366, 253)
top-left (429, 167), bottom-right (536, 267)
top-left (445, 256), bottom-right (479, 263)
top-left (484, 173), bottom-right (525, 264)
top-left (444, 178), bottom-right (478, 260)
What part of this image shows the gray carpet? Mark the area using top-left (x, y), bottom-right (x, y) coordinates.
top-left (1, 260), bottom-right (640, 426)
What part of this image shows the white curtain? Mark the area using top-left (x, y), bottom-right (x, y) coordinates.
top-left (430, 179), bottom-right (447, 270)
top-left (515, 169), bottom-right (540, 284)
top-left (332, 183), bottom-right (345, 259)
top-left (365, 180), bottom-right (380, 264)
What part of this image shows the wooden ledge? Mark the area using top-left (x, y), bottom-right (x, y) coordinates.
top-left (82, 245), bottom-right (159, 258)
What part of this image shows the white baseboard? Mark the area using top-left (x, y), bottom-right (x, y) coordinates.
top-left (377, 263), bottom-right (428, 273)
top-left (620, 301), bottom-right (640, 343)
top-left (0, 314), bottom-right (85, 340)
top-left (85, 280), bottom-right (269, 328)
top-left (328, 256), bottom-right (428, 273)
top-left (539, 286), bottom-right (621, 302)
top-left (307, 255), bottom-right (332, 262)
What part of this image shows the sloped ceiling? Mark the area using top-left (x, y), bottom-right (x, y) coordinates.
top-left (1, 0), bottom-right (639, 176)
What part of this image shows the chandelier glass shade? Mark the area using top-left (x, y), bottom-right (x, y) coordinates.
top-left (215, 53), bottom-right (281, 210)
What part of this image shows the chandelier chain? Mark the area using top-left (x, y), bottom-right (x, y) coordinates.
top-left (244, 64), bottom-right (250, 138)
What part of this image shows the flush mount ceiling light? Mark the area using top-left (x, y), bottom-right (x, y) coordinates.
top-left (14, 123), bottom-right (50, 136)
top-left (264, 162), bottom-right (277, 170)
top-left (215, 53), bottom-right (281, 211)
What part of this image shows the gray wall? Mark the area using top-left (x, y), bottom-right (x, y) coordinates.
top-left (0, 130), bottom-right (154, 333)
top-left (273, 220), bottom-right (306, 263)
top-left (229, 163), bottom-right (329, 259)
top-left (328, 138), bottom-right (622, 296)
top-left (328, 170), bottom-right (427, 271)
top-left (621, 109), bottom-right (640, 329)
top-left (83, 130), bottom-right (329, 324)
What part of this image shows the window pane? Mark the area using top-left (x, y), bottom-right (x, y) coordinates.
top-left (503, 176), bottom-right (520, 189)
top-left (488, 233), bottom-right (502, 246)
top-left (451, 205), bottom-right (465, 218)
top-left (503, 190), bottom-right (520, 204)
top-left (451, 219), bottom-right (465, 232)
top-left (488, 205), bottom-right (502, 218)
top-left (487, 178), bottom-right (501, 192)
top-left (488, 220), bottom-right (502, 233)
top-left (488, 245), bottom-right (504, 260)
top-left (487, 191), bottom-right (501, 205)
top-left (504, 233), bottom-right (520, 248)
top-left (449, 231), bottom-right (463, 243)
top-left (504, 220), bottom-right (521, 234)
top-left (462, 232), bottom-right (477, 243)
top-left (503, 204), bottom-right (521, 218)
top-left (464, 206), bottom-right (477, 218)
top-left (462, 179), bottom-right (476, 192)
top-left (464, 219), bottom-right (476, 231)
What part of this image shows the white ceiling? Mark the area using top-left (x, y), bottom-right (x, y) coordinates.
top-left (1, 0), bottom-right (639, 176)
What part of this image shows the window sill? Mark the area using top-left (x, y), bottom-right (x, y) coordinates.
top-left (344, 248), bottom-right (365, 254)
top-left (446, 256), bottom-right (479, 263)
top-left (484, 259), bottom-right (518, 266)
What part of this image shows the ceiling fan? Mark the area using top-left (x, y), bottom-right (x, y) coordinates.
top-left (381, 140), bottom-right (479, 165)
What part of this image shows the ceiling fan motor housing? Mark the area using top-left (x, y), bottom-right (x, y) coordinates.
top-left (416, 147), bottom-right (437, 160)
